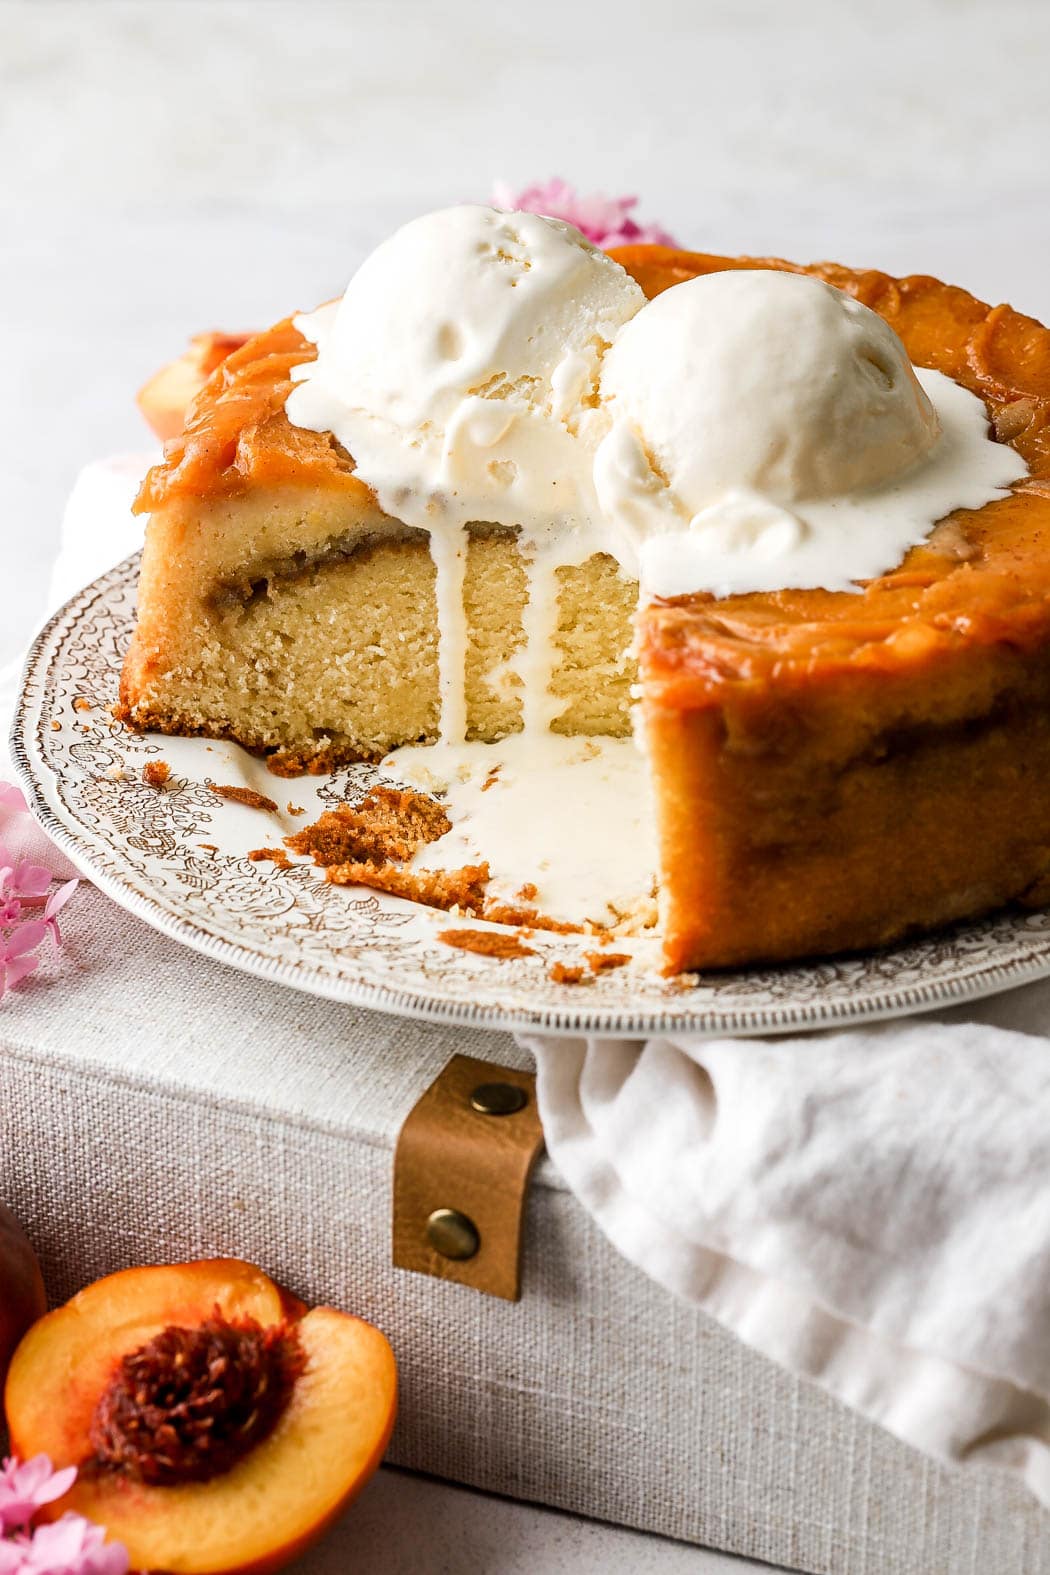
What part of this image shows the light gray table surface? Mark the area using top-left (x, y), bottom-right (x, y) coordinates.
top-left (4, 2), bottom-right (1050, 1569)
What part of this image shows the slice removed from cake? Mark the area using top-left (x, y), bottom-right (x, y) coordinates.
top-left (122, 320), bottom-right (639, 775)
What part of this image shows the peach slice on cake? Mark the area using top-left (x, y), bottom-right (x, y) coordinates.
top-left (4, 1258), bottom-right (397, 1575)
top-left (137, 332), bottom-right (250, 440)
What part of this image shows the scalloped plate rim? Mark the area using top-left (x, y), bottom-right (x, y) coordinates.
top-left (11, 554), bottom-right (1050, 1039)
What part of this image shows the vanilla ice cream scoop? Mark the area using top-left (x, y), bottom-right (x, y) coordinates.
top-left (598, 270), bottom-right (940, 514)
top-left (593, 268), bottom-right (1024, 596)
top-left (285, 208), bottom-right (1025, 636)
top-left (287, 204), bottom-right (646, 534)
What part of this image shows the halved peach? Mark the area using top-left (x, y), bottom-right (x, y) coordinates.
top-left (0, 1201), bottom-right (47, 1389)
top-left (137, 332), bottom-right (250, 440)
top-left (5, 1258), bottom-right (397, 1575)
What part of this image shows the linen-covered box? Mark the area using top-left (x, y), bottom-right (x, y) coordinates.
top-left (1, 883), bottom-right (1047, 1575)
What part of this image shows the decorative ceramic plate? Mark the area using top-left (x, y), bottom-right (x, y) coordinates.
top-left (13, 555), bottom-right (1050, 1037)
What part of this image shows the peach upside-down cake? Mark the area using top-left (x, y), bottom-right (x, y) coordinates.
top-left (120, 205), bottom-right (1050, 973)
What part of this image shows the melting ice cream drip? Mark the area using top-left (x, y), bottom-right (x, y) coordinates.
top-left (427, 520), bottom-right (469, 745)
top-left (284, 206), bottom-right (1028, 922)
top-left (287, 204), bottom-right (645, 748)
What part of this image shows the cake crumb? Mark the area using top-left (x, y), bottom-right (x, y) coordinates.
top-left (481, 899), bottom-right (582, 936)
top-left (249, 846), bottom-right (291, 868)
top-left (439, 927), bottom-right (536, 960)
top-left (549, 962), bottom-right (590, 984)
top-left (73, 696), bottom-right (91, 713)
top-left (143, 760), bottom-right (171, 789)
top-left (198, 843), bottom-right (219, 853)
top-left (269, 781), bottom-right (626, 952)
top-left (50, 720), bottom-right (61, 731)
top-left (327, 859), bottom-right (490, 913)
top-left (288, 787), bottom-right (449, 867)
top-left (585, 950), bottom-right (632, 974)
top-left (286, 802), bottom-right (307, 817)
top-left (209, 783), bottom-right (279, 812)
top-left (103, 763), bottom-right (126, 781)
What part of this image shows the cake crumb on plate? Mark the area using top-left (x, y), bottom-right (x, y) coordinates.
top-left (439, 927), bottom-right (537, 960)
top-left (209, 783), bottom-right (279, 812)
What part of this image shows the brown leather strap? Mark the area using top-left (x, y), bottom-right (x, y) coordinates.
top-left (393, 1054), bottom-right (545, 1300)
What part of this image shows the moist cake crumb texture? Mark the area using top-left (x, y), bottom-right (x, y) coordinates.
top-left (248, 847), bottom-right (292, 868)
top-left (437, 928), bottom-right (538, 959)
top-left (549, 962), bottom-right (588, 984)
top-left (208, 783), bottom-right (279, 812)
top-left (584, 950), bottom-right (632, 973)
top-left (326, 859), bottom-right (491, 912)
top-left (286, 787), bottom-right (450, 866)
top-left (119, 496), bottom-right (637, 773)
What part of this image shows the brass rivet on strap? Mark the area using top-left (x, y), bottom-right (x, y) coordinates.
top-left (426, 1207), bottom-right (480, 1261)
top-left (470, 1082), bottom-right (528, 1117)
top-left (394, 1054), bottom-right (544, 1298)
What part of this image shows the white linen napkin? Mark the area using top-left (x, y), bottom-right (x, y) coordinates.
top-left (10, 461), bottom-right (1050, 1507)
top-left (45, 454), bottom-right (154, 613)
top-left (521, 1006), bottom-right (1050, 1506)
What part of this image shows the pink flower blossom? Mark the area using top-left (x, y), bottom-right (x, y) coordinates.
top-left (0, 1516), bottom-right (128, 1575)
top-left (41, 882), bottom-right (78, 948)
top-left (0, 922), bottom-right (48, 999)
top-left (0, 1460), bottom-right (77, 1537)
top-left (0, 848), bottom-right (53, 909)
top-left (0, 782), bottom-right (78, 1000)
top-left (0, 1460), bottom-right (128, 1575)
top-left (0, 783), bottom-right (26, 815)
top-left (491, 179), bottom-right (679, 250)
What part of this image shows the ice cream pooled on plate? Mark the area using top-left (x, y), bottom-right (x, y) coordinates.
top-left (122, 206), bottom-right (1044, 963)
